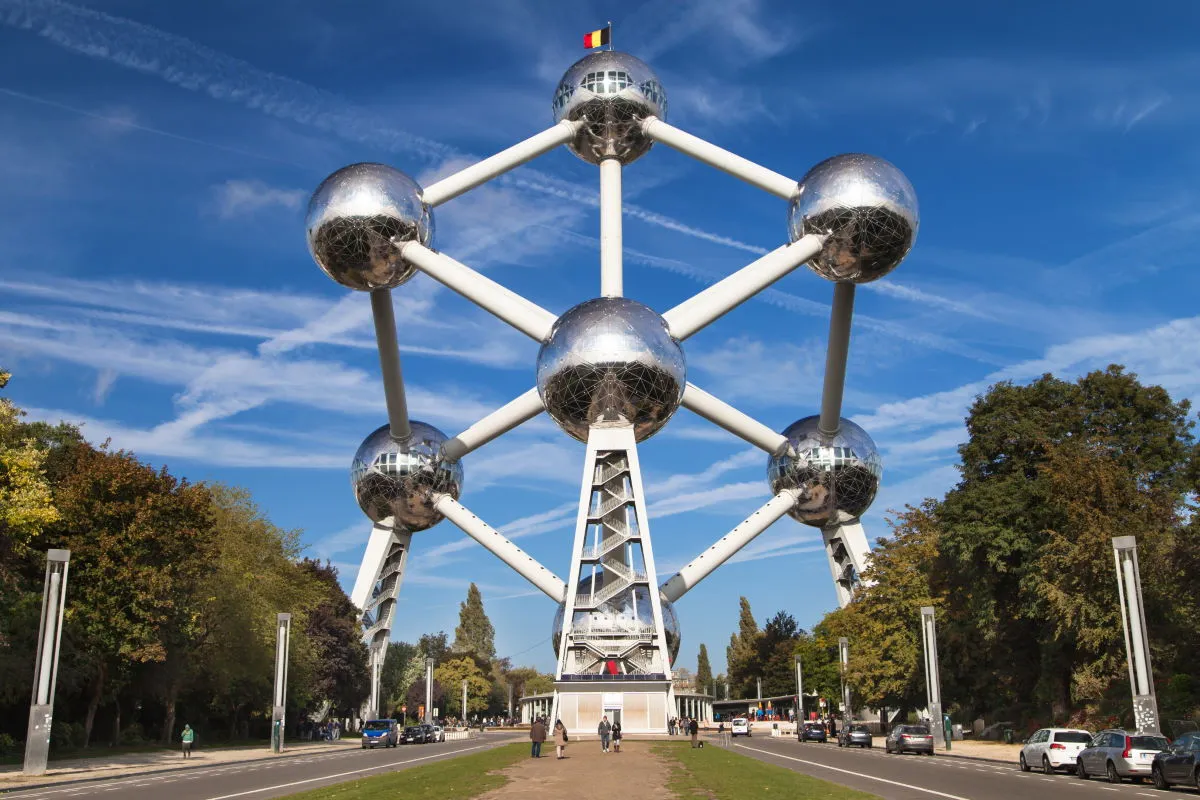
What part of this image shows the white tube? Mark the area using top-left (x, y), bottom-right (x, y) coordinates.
top-left (441, 388), bottom-right (544, 461)
top-left (818, 282), bottom-right (856, 437)
top-left (370, 289), bottom-right (412, 442)
top-left (663, 235), bottom-right (824, 341)
top-left (642, 117), bottom-right (798, 200)
top-left (399, 242), bottom-right (558, 342)
top-left (35, 571), bottom-right (60, 705)
top-left (1123, 554), bottom-right (1150, 695)
top-left (660, 490), bottom-right (797, 602)
top-left (680, 383), bottom-right (790, 456)
top-left (274, 622), bottom-right (287, 707)
top-left (600, 158), bottom-right (623, 297)
top-left (422, 120), bottom-right (582, 207)
top-left (433, 495), bottom-right (567, 603)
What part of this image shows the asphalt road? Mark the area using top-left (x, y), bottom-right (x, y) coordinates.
top-left (0, 736), bottom-right (518, 800)
top-left (728, 736), bottom-right (1191, 800)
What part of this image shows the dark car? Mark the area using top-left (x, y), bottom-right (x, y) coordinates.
top-left (886, 725), bottom-right (934, 755)
top-left (839, 724), bottom-right (873, 748)
top-left (401, 725), bottom-right (426, 744)
top-left (800, 722), bottom-right (828, 743)
top-left (360, 719), bottom-right (398, 749)
top-left (419, 723), bottom-right (439, 743)
top-left (1151, 731), bottom-right (1200, 790)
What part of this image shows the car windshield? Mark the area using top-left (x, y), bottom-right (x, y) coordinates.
top-left (364, 721), bottom-right (390, 731)
top-left (902, 726), bottom-right (930, 735)
top-left (1053, 731), bottom-right (1091, 744)
top-left (1131, 736), bottom-right (1170, 750)
top-left (404, 726), bottom-right (421, 734)
top-left (851, 725), bottom-right (870, 733)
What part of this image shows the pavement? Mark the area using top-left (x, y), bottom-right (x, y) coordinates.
top-left (477, 740), bottom-right (673, 800)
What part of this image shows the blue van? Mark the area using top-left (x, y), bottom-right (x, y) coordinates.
top-left (361, 719), bottom-right (399, 749)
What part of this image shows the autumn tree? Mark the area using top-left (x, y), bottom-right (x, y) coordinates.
top-left (452, 583), bottom-right (496, 662)
top-left (435, 657), bottom-right (491, 717)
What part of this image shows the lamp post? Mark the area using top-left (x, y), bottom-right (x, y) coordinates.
top-left (23, 549), bottom-right (70, 777)
top-left (920, 606), bottom-right (946, 749)
top-left (838, 637), bottom-right (851, 724)
top-left (424, 657), bottom-right (435, 724)
top-left (1112, 536), bottom-right (1160, 734)
top-left (794, 654), bottom-right (804, 724)
top-left (461, 679), bottom-right (468, 725)
top-left (271, 613), bottom-right (291, 753)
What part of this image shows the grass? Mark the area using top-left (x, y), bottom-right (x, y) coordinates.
top-left (281, 742), bottom-right (526, 799)
top-left (652, 741), bottom-right (878, 800)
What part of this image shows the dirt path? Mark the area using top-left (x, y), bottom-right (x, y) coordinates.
top-left (478, 740), bottom-right (674, 800)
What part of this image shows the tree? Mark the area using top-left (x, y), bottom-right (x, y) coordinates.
top-left (299, 560), bottom-right (370, 717)
top-left (380, 641), bottom-right (418, 715)
top-left (757, 611), bottom-right (803, 697)
top-left (696, 644), bottom-right (713, 693)
top-left (434, 657), bottom-right (491, 717)
top-left (419, 632), bottom-right (450, 665)
top-left (726, 597), bottom-right (761, 699)
top-left (452, 583), bottom-right (496, 661)
top-left (0, 369), bottom-right (59, 576)
top-left (406, 676), bottom-right (444, 717)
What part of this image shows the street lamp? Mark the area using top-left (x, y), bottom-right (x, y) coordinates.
top-left (1112, 536), bottom-right (1160, 734)
top-left (271, 613), bottom-right (291, 753)
top-left (838, 637), bottom-right (850, 724)
top-left (23, 549), bottom-right (70, 777)
top-left (920, 606), bottom-right (946, 749)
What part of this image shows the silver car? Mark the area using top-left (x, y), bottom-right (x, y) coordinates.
top-left (1076, 729), bottom-right (1170, 783)
top-left (838, 724), bottom-right (873, 748)
top-left (885, 724), bottom-right (934, 755)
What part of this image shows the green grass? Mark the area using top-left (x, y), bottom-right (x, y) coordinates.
top-left (282, 743), bottom-right (526, 799)
top-left (652, 741), bottom-right (878, 800)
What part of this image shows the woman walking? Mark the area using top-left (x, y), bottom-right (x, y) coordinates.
top-left (553, 719), bottom-right (568, 759)
top-left (612, 721), bottom-right (622, 753)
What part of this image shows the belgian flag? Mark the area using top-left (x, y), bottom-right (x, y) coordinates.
top-left (583, 25), bottom-right (611, 49)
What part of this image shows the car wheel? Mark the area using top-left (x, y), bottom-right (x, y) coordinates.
top-left (1107, 761), bottom-right (1121, 784)
top-left (1077, 760), bottom-right (1088, 779)
top-left (1151, 766), bottom-right (1168, 790)
top-left (361, 744), bottom-right (366, 749)
top-left (1042, 756), bottom-right (1053, 775)
top-left (1020, 753), bottom-right (1030, 772)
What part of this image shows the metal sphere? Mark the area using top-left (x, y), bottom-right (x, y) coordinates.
top-left (306, 163), bottom-right (434, 291)
top-left (767, 415), bottom-right (883, 527)
top-left (536, 297), bottom-right (685, 443)
top-left (350, 420), bottom-right (463, 529)
top-left (552, 575), bottom-right (681, 666)
top-left (787, 154), bottom-right (918, 284)
top-left (552, 51), bottom-right (667, 165)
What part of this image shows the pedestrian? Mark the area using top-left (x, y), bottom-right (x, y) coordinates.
top-left (689, 717), bottom-right (699, 748)
top-left (553, 719), bottom-right (568, 759)
top-left (181, 723), bottom-right (195, 758)
top-left (530, 715), bottom-right (547, 758)
top-left (612, 721), bottom-right (622, 753)
top-left (598, 715), bottom-right (612, 753)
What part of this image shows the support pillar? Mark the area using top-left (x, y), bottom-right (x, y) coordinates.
top-left (920, 606), bottom-right (945, 749)
top-left (271, 613), bottom-right (291, 753)
top-left (1113, 536), bottom-right (1160, 734)
top-left (23, 549), bottom-right (70, 777)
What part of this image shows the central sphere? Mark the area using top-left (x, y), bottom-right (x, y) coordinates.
top-left (351, 421), bottom-right (463, 530)
top-left (536, 297), bottom-right (685, 443)
top-left (767, 416), bottom-right (883, 527)
top-left (552, 51), bottom-right (667, 165)
top-left (552, 575), bottom-right (681, 667)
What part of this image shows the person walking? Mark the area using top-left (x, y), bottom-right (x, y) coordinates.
top-left (612, 721), bottom-right (622, 753)
top-left (530, 716), bottom-right (547, 758)
top-left (553, 719), bottom-right (568, 759)
top-left (598, 715), bottom-right (612, 753)
top-left (181, 724), bottom-right (195, 758)
top-left (689, 717), bottom-right (699, 748)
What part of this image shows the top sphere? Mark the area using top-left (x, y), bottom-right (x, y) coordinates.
top-left (787, 154), bottom-right (918, 284)
top-left (767, 415), bottom-right (883, 527)
top-left (350, 420), bottom-right (463, 529)
top-left (536, 297), bottom-right (685, 443)
top-left (552, 51), bottom-right (667, 165)
top-left (306, 163), bottom-right (434, 292)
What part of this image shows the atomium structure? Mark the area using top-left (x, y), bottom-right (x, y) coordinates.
top-left (306, 49), bottom-right (918, 732)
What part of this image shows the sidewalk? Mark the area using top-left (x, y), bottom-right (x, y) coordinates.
top-left (930, 739), bottom-right (1022, 764)
top-left (0, 738), bottom-right (359, 792)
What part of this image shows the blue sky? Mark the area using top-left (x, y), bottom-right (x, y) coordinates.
top-left (3, 0), bottom-right (1199, 679)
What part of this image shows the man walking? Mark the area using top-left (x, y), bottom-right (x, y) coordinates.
top-left (181, 724), bottom-right (195, 758)
top-left (689, 717), bottom-right (700, 748)
top-left (598, 715), bottom-right (612, 753)
top-left (530, 716), bottom-right (547, 758)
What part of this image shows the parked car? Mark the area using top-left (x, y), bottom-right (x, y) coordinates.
top-left (1020, 728), bottom-right (1091, 773)
top-left (1076, 729), bottom-right (1170, 783)
top-left (1151, 731), bottom-right (1200, 790)
top-left (838, 724), bottom-right (873, 748)
top-left (731, 717), bottom-right (751, 737)
top-left (800, 722), bottom-right (827, 743)
top-left (401, 725), bottom-right (426, 744)
top-left (360, 719), bottom-right (398, 749)
top-left (885, 725), bottom-right (934, 755)
top-left (419, 723), bottom-right (440, 743)
top-left (428, 724), bottom-right (446, 743)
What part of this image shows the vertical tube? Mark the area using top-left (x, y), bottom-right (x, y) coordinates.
top-left (272, 613), bottom-right (291, 754)
top-left (794, 655), bottom-right (803, 722)
top-left (1122, 554), bottom-right (1150, 695)
top-left (424, 658), bottom-right (435, 723)
top-left (462, 680), bottom-right (468, 722)
top-left (24, 550), bottom-right (70, 777)
top-left (838, 637), bottom-right (850, 720)
top-left (35, 572), bottom-right (61, 705)
top-left (599, 158), bottom-right (623, 297)
top-left (818, 282), bottom-right (856, 437)
top-left (370, 288), bottom-right (412, 442)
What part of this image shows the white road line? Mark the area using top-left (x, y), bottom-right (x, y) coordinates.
top-left (201, 744), bottom-right (489, 800)
top-left (733, 744), bottom-right (972, 800)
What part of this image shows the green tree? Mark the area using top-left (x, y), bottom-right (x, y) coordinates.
top-left (0, 369), bottom-right (60, 579)
top-left (696, 644), bottom-right (713, 694)
top-left (380, 641), bottom-right (418, 715)
top-left (419, 632), bottom-right (450, 665)
top-left (434, 657), bottom-right (491, 717)
top-left (725, 597), bottom-right (761, 699)
top-left (757, 611), bottom-right (803, 697)
top-left (299, 560), bottom-right (370, 717)
top-left (452, 583), bottom-right (496, 661)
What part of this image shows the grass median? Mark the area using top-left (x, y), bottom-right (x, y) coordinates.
top-left (653, 741), bottom-right (878, 799)
top-left (282, 742), bottom-right (525, 799)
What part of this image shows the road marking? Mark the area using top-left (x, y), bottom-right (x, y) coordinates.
top-left (733, 744), bottom-right (971, 800)
top-left (201, 744), bottom-right (490, 800)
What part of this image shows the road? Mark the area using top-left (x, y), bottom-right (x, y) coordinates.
top-left (728, 736), bottom-right (1185, 800)
top-left (0, 736), bottom-right (518, 800)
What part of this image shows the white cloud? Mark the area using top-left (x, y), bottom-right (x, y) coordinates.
top-left (213, 179), bottom-right (305, 219)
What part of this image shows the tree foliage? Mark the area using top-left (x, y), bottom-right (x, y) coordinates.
top-left (452, 583), bottom-right (496, 661)
top-left (434, 657), bottom-right (491, 716)
top-left (695, 644), bottom-right (713, 693)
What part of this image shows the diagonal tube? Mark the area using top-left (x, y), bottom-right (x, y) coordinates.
top-left (642, 117), bottom-right (798, 200)
top-left (433, 495), bottom-right (567, 603)
top-left (370, 288), bottom-right (411, 441)
top-left (659, 490), bottom-right (798, 602)
top-left (817, 282), bottom-right (856, 437)
top-left (422, 120), bottom-right (582, 207)
top-left (680, 383), bottom-right (790, 456)
top-left (440, 387), bottom-right (544, 461)
top-left (662, 234), bottom-right (824, 341)
top-left (398, 242), bottom-right (558, 342)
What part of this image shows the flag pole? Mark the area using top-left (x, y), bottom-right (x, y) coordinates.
top-left (608, 21), bottom-right (614, 51)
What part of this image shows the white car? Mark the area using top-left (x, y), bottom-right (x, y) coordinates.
top-left (731, 718), bottom-right (751, 737)
top-left (1020, 728), bottom-right (1091, 773)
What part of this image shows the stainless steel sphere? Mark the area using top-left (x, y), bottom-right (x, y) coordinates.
top-left (787, 154), bottom-right (918, 284)
top-left (552, 575), bottom-right (681, 666)
top-left (306, 163), bottom-right (434, 291)
top-left (350, 420), bottom-right (463, 529)
top-left (536, 297), bottom-right (685, 443)
top-left (767, 415), bottom-right (883, 527)
top-left (552, 51), bottom-right (667, 165)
